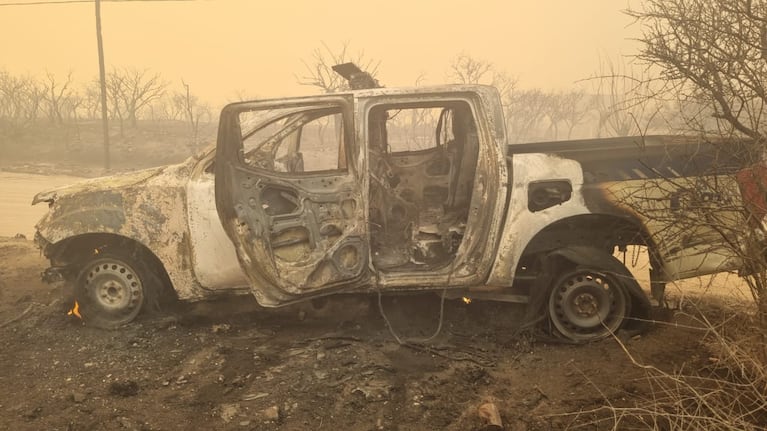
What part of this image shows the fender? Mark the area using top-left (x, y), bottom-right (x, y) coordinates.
top-left (34, 164), bottom-right (207, 300)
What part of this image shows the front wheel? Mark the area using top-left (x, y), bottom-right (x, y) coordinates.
top-left (74, 252), bottom-right (147, 329)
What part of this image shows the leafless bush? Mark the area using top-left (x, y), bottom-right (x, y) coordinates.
top-left (587, 56), bottom-right (668, 137)
top-left (298, 41), bottom-right (380, 94)
top-left (622, 0), bottom-right (767, 325)
top-left (563, 305), bottom-right (767, 430)
top-left (629, 0), bottom-right (767, 141)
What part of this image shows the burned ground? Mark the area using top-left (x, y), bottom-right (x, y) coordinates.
top-left (0, 237), bottom-right (749, 430)
top-left (1, 124), bottom-right (759, 429)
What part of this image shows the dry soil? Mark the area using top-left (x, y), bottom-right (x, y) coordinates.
top-left (0, 236), bottom-right (752, 431)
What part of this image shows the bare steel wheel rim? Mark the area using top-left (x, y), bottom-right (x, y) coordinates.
top-left (548, 271), bottom-right (628, 341)
top-left (84, 259), bottom-right (143, 318)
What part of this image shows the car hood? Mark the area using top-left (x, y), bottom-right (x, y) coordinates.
top-left (33, 158), bottom-right (198, 248)
top-left (32, 165), bottom-right (170, 206)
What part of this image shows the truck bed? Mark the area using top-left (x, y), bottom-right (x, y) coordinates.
top-left (509, 135), bottom-right (752, 182)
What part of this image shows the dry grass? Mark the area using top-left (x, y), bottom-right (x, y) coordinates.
top-left (558, 302), bottom-right (767, 430)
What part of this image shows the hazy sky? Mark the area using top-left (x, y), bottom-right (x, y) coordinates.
top-left (1, 0), bottom-right (639, 105)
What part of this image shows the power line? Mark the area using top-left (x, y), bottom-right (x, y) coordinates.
top-left (0, 0), bottom-right (90, 5)
top-left (0, 0), bottom-right (196, 6)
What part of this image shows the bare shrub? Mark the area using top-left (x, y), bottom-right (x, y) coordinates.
top-left (625, 0), bottom-right (767, 326)
top-left (298, 41), bottom-right (380, 94)
top-left (588, 56), bottom-right (667, 137)
top-left (562, 305), bottom-right (767, 430)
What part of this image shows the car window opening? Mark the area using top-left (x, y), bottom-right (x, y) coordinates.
top-left (368, 101), bottom-right (479, 272)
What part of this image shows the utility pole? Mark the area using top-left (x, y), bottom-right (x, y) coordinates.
top-left (95, 0), bottom-right (110, 171)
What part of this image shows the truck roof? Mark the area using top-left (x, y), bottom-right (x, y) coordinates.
top-left (229, 84), bottom-right (499, 107)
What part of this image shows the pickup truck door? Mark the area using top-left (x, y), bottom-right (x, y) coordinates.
top-left (364, 89), bottom-right (509, 288)
top-left (215, 96), bottom-right (370, 306)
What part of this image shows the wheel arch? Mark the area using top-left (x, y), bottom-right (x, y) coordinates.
top-left (511, 214), bottom-right (658, 339)
top-left (45, 232), bottom-right (176, 303)
top-left (519, 213), bottom-right (655, 259)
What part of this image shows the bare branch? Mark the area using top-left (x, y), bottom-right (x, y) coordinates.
top-left (297, 41), bottom-right (380, 93)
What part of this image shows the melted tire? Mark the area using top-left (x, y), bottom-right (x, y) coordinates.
top-left (537, 246), bottom-right (651, 343)
top-left (74, 252), bottom-right (149, 329)
top-left (548, 269), bottom-right (629, 342)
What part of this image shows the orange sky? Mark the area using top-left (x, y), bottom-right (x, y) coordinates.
top-left (0, 0), bottom-right (640, 106)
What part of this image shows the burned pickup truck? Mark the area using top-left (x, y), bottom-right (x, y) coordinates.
top-left (32, 74), bottom-right (765, 342)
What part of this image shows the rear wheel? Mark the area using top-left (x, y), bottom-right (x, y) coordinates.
top-left (548, 268), bottom-right (629, 342)
top-left (75, 252), bottom-right (148, 329)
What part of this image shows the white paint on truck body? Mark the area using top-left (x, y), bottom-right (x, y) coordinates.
top-left (487, 153), bottom-right (589, 285)
top-left (185, 169), bottom-right (249, 291)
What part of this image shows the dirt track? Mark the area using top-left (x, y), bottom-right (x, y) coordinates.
top-left (0, 236), bottom-right (748, 431)
top-left (0, 172), bottom-right (81, 238)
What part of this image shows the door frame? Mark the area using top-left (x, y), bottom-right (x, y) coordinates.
top-left (215, 95), bottom-right (371, 306)
top-left (358, 89), bottom-right (509, 289)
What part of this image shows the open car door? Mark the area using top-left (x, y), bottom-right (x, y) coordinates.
top-left (215, 96), bottom-right (370, 306)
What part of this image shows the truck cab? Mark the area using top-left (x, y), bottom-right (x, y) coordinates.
top-left (214, 86), bottom-right (508, 305)
top-left (214, 84), bottom-right (653, 342)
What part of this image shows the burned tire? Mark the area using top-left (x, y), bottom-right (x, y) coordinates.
top-left (74, 252), bottom-right (148, 329)
top-left (548, 268), bottom-right (629, 342)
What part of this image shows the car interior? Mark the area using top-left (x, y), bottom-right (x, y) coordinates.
top-left (367, 101), bottom-right (480, 271)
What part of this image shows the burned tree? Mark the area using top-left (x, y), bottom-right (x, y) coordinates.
top-left (42, 71), bottom-right (75, 126)
top-left (543, 90), bottom-right (589, 140)
top-left (505, 89), bottom-right (550, 143)
top-left (0, 70), bottom-right (44, 135)
top-left (106, 67), bottom-right (167, 131)
top-left (447, 53), bottom-right (494, 85)
top-left (173, 80), bottom-right (211, 150)
top-left (105, 71), bottom-right (127, 136)
top-left (589, 57), bottom-right (663, 137)
top-left (298, 42), bottom-right (380, 94)
top-left (447, 55), bottom-right (551, 143)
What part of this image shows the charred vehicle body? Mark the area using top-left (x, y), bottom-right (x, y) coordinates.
top-left (33, 75), bottom-right (765, 342)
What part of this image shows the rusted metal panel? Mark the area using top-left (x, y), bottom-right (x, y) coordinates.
top-left (492, 135), bottom-right (756, 286)
top-left (215, 95), bottom-right (372, 306)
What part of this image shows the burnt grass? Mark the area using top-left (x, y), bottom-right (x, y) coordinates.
top-left (1, 123), bottom-right (760, 429)
top-left (0, 238), bottom-right (746, 431)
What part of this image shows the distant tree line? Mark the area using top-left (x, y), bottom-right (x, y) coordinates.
top-left (445, 53), bottom-right (689, 142)
top-left (298, 44), bottom-right (682, 143)
top-left (1, 49), bottom-right (695, 149)
top-left (0, 67), bottom-right (211, 146)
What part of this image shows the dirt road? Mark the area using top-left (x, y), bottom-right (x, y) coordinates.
top-left (0, 171), bottom-right (81, 238)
